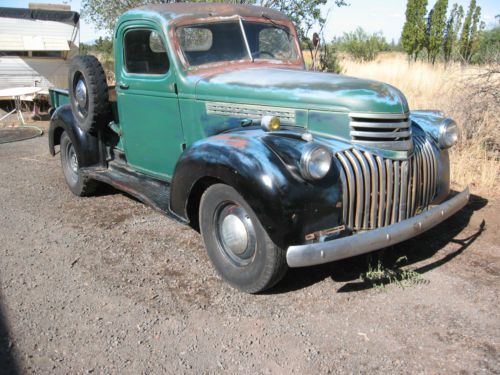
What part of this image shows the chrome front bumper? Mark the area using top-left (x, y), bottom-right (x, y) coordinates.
top-left (286, 187), bottom-right (470, 268)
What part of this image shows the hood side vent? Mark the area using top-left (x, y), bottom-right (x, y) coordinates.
top-left (206, 102), bottom-right (296, 125)
top-left (349, 112), bottom-right (412, 151)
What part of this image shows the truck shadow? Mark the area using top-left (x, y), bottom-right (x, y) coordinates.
top-left (0, 296), bottom-right (20, 375)
top-left (270, 193), bottom-right (488, 294)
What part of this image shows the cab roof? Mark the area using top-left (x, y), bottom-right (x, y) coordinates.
top-left (125, 3), bottom-right (289, 23)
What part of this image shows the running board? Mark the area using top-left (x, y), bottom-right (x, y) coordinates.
top-left (81, 162), bottom-right (187, 224)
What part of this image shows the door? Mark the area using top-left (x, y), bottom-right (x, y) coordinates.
top-left (116, 23), bottom-right (184, 179)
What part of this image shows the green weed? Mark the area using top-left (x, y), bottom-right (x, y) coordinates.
top-left (361, 253), bottom-right (428, 290)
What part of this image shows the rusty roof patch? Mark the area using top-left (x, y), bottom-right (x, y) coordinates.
top-left (131, 3), bottom-right (288, 23)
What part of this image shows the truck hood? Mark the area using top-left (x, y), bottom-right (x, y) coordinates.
top-left (195, 68), bottom-right (409, 114)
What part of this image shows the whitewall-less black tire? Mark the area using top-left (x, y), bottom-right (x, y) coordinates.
top-left (199, 184), bottom-right (288, 293)
top-left (60, 131), bottom-right (98, 196)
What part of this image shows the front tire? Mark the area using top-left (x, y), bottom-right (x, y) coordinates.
top-left (199, 184), bottom-right (288, 293)
top-left (60, 131), bottom-right (98, 196)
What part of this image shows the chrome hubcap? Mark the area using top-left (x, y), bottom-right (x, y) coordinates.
top-left (63, 140), bottom-right (79, 186)
top-left (75, 79), bottom-right (88, 108)
top-left (215, 203), bottom-right (257, 267)
top-left (69, 145), bottom-right (78, 173)
top-left (220, 214), bottom-right (248, 255)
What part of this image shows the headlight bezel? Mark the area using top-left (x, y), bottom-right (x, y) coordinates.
top-left (438, 118), bottom-right (459, 149)
top-left (300, 143), bottom-right (332, 180)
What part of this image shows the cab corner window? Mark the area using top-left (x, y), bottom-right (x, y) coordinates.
top-left (124, 29), bottom-right (169, 74)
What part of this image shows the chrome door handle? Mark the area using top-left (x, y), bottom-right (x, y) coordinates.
top-left (118, 82), bottom-right (129, 90)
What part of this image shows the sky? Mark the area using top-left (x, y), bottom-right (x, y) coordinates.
top-left (1, 0), bottom-right (498, 43)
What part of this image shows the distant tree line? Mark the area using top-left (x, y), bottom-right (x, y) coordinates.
top-left (402, 0), bottom-right (499, 64)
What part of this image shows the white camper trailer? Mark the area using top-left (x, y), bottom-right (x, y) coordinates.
top-left (0, 4), bottom-right (80, 94)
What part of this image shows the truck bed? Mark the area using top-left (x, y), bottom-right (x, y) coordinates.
top-left (49, 86), bottom-right (117, 110)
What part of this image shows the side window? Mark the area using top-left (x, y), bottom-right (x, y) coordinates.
top-left (124, 29), bottom-right (169, 74)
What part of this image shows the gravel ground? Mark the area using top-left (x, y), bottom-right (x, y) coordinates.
top-left (0, 122), bottom-right (499, 374)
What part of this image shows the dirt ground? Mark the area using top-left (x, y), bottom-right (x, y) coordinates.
top-left (0, 120), bottom-right (499, 374)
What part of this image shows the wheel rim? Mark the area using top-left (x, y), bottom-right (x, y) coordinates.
top-left (63, 140), bottom-right (79, 185)
top-left (73, 73), bottom-right (88, 118)
top-left (214, 202), bottom-right (257, 267)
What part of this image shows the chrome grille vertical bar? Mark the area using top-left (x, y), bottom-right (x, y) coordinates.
top-left (364, 152), bottom-right (379, 229)
top-left (376, 156), bottom-right (386, 228)
top-left (420, 137), bottom-right (429, 206)
top-left (337, 152), bottom-right (355, 229)
top-left (411, 153), bottom-right (418, 216)
top-left (385, 159), bottom-right (393, 225)
top-left (406, 159), bottom-right (413, 219)
top-left (420, 138), bottom-right (429, 207)
top-left (345, 150), bottom-right (364, 229)
top-left (424, 140), bottom-right (432, 207)
top-left (399, 160), bottom-right (409, 221)
top-left (336, 159), bottom-right (349, 228)
top-left (415, 137), bottom-right (423, 208)
top-left (426, 141), bottom-right (438, 202)
top-left (353, 149), bottom-right (371, 229)
top-left (391, 161), bottom-right (400, 224)
top-left (426, 141), bottom-right (435, 202)
top-left (432, 143), bottom-right (438, 200)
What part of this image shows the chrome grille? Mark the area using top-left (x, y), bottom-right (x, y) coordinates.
top-left (349, 112), bottom-right (412, 151)
top-left (337, 136), bottom-right (438, 231)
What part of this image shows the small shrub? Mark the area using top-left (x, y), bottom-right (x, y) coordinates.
top-left (335, 27), bottom-right (390, 62)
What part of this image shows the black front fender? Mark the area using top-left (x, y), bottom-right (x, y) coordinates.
top-left (170, 130), bottom-right (344, 248)
top-left (48, 104), bottom-right (101, 167)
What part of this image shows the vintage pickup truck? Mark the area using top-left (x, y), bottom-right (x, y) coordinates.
top-left (48, 3), bottom-right (469, 293)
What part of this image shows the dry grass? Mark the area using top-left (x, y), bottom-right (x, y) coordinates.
top-left (342, 52), bottom-right (499, 196)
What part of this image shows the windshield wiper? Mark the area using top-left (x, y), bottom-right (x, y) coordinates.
top-left (261, 14), bottom-right (291, 37)
top-left (238, 16), bottom-right (254, 62)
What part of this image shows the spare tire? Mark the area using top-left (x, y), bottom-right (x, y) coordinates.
top-left (68, 55), bottom-right (111, 133)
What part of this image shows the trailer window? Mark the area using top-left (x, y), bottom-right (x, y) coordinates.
top-left (32, 51), bottom-right (63, 58)
top-left (0, 51), bottom-right (28, 57)
top-left (124, 29), bottom-right (169, 74)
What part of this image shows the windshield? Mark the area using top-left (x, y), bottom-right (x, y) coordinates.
top-left (175, 20), bottom-right (297, 67)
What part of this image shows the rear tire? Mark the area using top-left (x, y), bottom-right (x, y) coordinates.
top-left (199, 184), bottom-right (288, 293)
top-left (60, 131), bottom-right (98, 196)
top-left (68, 55), bottom-right (111, 133)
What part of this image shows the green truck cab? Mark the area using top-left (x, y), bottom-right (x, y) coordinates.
top-left (48, 3), bottom-right (469, 293)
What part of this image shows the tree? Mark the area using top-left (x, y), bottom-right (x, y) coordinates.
top-left (82, 0), bottom-right (346, 41)
top-left (473, 25), bottom-right (500, 64)
top-left (459, 0), bottom-right (483, 63)
top-left (468, 6), bottom-right (484, 61)
top-left (258, 0), bottom-right (347, 40)
top-left (401, 0), bottom-right (428, 61)
top-left (443, 3), bottom-right (464, 63)
top-left (426, 0), bottom-right (448, 64)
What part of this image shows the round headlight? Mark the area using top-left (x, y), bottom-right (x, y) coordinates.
top-left (438, 118), bottom-right (459, 149)
top-left (300, 144), bottom-right (332, 180)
